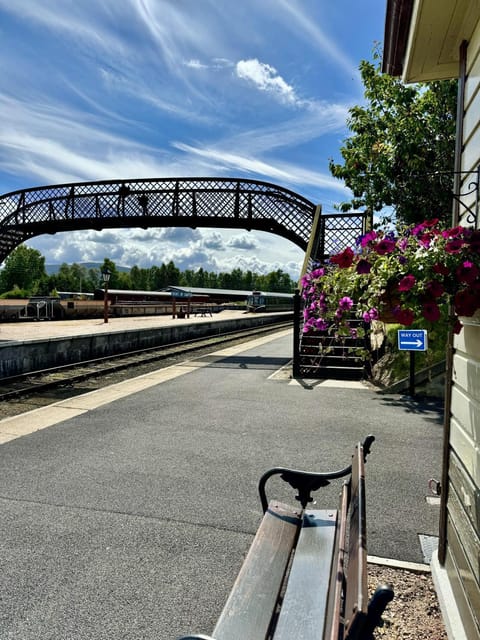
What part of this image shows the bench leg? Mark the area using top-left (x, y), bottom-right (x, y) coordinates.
top-left (362, 584), bottom-right (395, 638)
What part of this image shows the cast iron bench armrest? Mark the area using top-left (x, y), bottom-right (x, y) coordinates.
top-left (258, 434), bottom-right (375, 512)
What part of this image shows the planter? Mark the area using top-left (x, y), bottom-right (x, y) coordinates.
top-left (378, 308), bottom-right (398, 324)
top-left (379, 292), bottom-right (400, 323)
top-left (459, 310), bottom-right (480, 327)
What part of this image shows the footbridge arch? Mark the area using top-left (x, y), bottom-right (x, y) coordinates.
top-left (0, 177), bottom-right (368, 266)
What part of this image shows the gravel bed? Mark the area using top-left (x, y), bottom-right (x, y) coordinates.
top-left (368, 564), bottom-right (447, 639)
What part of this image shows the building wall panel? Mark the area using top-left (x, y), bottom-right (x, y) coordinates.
top-left (450, 417), bottom-right (480, 486)
top-left (450, 450), bottom-right (480, 536)
top-left (451, 384), bottom-right (480, 442)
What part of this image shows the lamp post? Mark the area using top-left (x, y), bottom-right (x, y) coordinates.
top-left (101, 266), bottom-right (111, 324)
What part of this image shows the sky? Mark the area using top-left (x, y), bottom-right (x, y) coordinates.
top-left (0, 0), bottom-right (387, 279)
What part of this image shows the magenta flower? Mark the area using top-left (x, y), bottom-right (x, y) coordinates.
top-left (426, 280), bottom-right (445, 298)
top-left (375, 238), bottom-right (396, 255)
top-left (398, 275), bottom-right (416, 291)
top-left (445, 238), bottom-right (464, 253)
top-left (359, 230), bottom-right (378, 247)
top-left (395, 308), bottom-right (415, 326)
top-left (338, 296), bottom-right (354, 310)
top-left (422, 301), bottom-right (441, 322)
top-left (456, 260), bottom-right (479, 284)
top-left (314, 318), bottom-right (329, 331)
top-left (454, 289), bottom-right (479, 316)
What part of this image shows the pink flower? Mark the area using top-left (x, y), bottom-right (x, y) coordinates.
top-left (398, 275), bottom-right (416, 291)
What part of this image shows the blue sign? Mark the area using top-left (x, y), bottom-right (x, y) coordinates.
top-left (398, 329), bottom-right (428, 351)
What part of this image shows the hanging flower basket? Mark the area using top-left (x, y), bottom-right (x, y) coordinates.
top-left (301, 219), bottom-right (480, 345)
top-left (377, 291), bottom-right (400, 323)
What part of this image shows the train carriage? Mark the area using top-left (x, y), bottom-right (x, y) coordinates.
top-left (246, 290), bottom-right (294, 313)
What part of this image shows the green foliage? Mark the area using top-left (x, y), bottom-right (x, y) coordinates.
top-left (0, 286), bottom-right (30, 299)
top-left (0, 249), bottom-right (296, 297)
top-left (329, 53), bottom-right (457, 225)
top-left (47, 262), bottom-right (99, 293)
top-left (0, 245), bottom-right (47, 294)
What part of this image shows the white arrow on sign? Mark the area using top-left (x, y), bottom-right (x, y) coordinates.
top-left (402, 339), bottom-right (422, 347)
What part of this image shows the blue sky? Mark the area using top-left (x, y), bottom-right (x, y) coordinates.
top-left (0, 0), bottom-right (387, 278)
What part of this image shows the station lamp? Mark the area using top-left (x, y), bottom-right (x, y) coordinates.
top-left (101, 266), bottom-right (111, 324)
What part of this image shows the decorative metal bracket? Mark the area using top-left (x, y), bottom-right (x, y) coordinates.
top-left (258, 435), bottom-right (375, 513)
top-left (452, 165), bottom-right (480, 227)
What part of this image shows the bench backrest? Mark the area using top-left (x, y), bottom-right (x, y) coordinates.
top-left (344, 444), bottom-right (368, 638)
top-left (324, 442), bottom-right (368, 640)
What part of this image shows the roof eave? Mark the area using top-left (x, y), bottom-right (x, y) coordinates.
top-left (382, 0), bottom-right (415, 77)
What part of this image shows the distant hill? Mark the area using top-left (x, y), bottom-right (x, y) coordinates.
top-left (45, 263), bottom-right (131, 275)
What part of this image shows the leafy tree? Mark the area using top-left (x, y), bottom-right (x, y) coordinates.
top-left (116, 270), bottom-right (132, 289)
top-left (130, 265), bottom-right (150, 290)
top-left (329, 54), bottom-right (457, 225)
top-left (165, 261), bottom-right (181, 286)
top-left (49, 262), bottom-right (98, 293)
top-left (0, 245), bottom-right (47, 294)
top-left (254, 269), bottom-right (295, 293)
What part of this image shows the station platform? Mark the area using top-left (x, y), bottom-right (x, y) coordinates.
top-left (0, 328), bottom-right (444, 639)
top-left (0, 309), bottom-right (274, 343)
top-left (0, 310), bottom-right (292, 379)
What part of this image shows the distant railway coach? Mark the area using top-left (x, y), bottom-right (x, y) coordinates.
top-left (246, 291), bottom-right (294, 313)
top-left (0, 287), bottom-right (294, 321)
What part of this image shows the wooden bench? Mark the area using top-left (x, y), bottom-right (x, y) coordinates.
top-left (194, 307), bottom-right (213, 317)
top-left (178, 435), bottom-right (394, 640)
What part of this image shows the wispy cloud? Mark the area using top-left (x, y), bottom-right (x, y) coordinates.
top-left (272, 0), bottom-right (360, 79)
top-left (0, 0), bottom-right (383, 275)
top-left (172, 142), bottom-right (347, 195)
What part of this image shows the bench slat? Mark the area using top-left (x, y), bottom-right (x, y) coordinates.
top-left (272, 509), bottom-right (338, 640)
top-left (344, 445), bottom-right (368, 639)
top-left (213, 501), bottom-right (301, 640)
top-left (325, 482), bottom-right (349, 640)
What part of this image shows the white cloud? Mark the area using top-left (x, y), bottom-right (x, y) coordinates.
top-left (184, 59), bottom-right (208, 70)
top-left (236, 59), bottom-right (299, 105)
top-left (226, 234), bottom-right (259, 250)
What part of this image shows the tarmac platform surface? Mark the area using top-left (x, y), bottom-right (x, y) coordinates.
top-left (0, 325), bottom-right (444, 639)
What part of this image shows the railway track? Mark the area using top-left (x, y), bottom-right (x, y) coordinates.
top-left (0, 321), bottom-right (292, 412)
